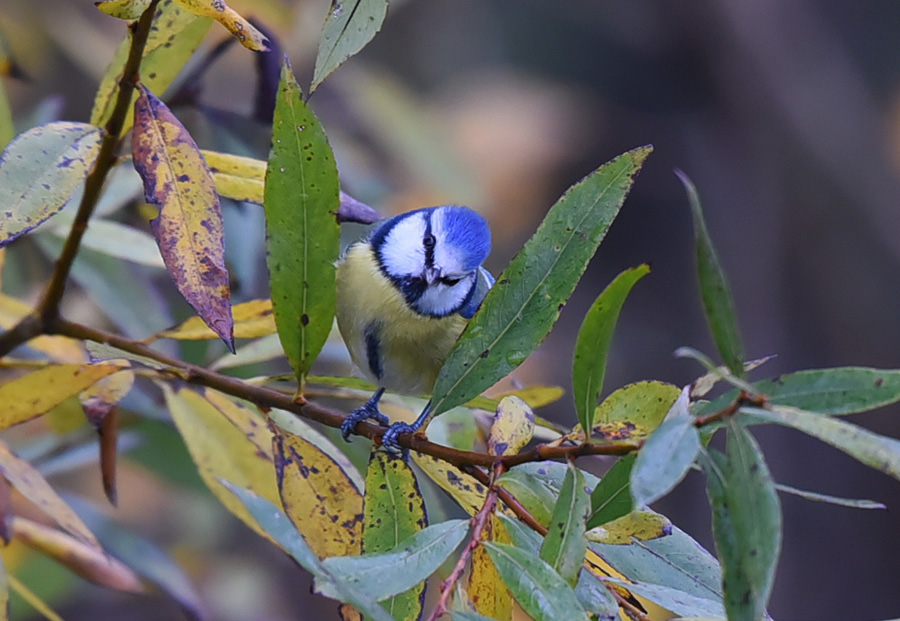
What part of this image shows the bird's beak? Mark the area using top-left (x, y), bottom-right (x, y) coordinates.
top-left (424, 267), bottom-right (439, 284)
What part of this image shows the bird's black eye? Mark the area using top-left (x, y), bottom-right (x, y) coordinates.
top-left (423, 234), bottom-right (436, 248)
top-left (441, 276), bottom-right (462, 286)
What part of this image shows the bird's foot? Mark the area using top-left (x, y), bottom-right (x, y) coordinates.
top-left (380, 421), bottom-right (420, 455)
top-left (341, 399), bottom-right (390, 441)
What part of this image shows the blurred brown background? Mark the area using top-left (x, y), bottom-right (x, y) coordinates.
top-left (3, 0), bottom-right (900, 619)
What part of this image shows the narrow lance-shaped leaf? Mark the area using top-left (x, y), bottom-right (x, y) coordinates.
top-left (702, 420), bottom-right (781, 621)
top-left (318, 520), bottom-right (469, 602)
top-left (602, 577), bottom-right (726, 619)
top-left (573, 264), bottom-right (650, 433)
top-left (95, 0), bottom-right (151, 20)
top-left (91, 0), bottom-right (212, 132)
top-left (362, 449), bottom-right (427, 621)
top-left (483, 542), bottom-right (590, 621)
top-left (585, 511), bottom-right (671, 545)
top-left (221, 481), bottom-right (393, 621)
top-left (264, 58), bottom-right (341, 383)
top-left (677, 170), bottom-right (744, 377)
top-left (0, 122), bottom-right (103, 248)
top-left (774, 483), bottom-right (885, 510)
top-left (469, 515), bottom-right (513, 621)
top-left (0, 74), bottom-right (13, 150)
top-left (539, 461), bottom-right (590, 586)
top-left (311, 0), bottom-right (389, 93)
top-left (488, 396), bottom-right (535, 457)
top-left (431, 146), bottom-right (652, 418)
top-left (156, 299), bottom-right (275, 341)
top-left (630, 388), bottom-right (701, 507)
top-left (172, 0), bottom-right (269, 51)
top-left (133, 84), bottom-right (234, 351)
top-left (748, 405), bottom-right (900, 482)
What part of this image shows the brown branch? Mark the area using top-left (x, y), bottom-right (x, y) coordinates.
top-left (0, 0), bottom-right (161, 359)
top-left (426, 463), bottom-right (504, 621)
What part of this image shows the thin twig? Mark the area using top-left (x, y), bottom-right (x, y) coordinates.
top-left (426, 462), bottom-right (504, 621)
top-left (0, 0), bottom-right (162, 358)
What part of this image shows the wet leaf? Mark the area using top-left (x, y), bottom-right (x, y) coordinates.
top-left (273, 424), bottom-right (364, 558)
top-left (0, 440), bottom-right (100, 549)
top-left (91, 0), bottom-right (212, 132)
top-left (95, 0), bottom-right (151, 20)
top-left (773, 483), bottom-right (885, 510)
top-left (483, 542), bottom-right (590, 621)
top-left (318, 520), bottom-right (469, 602)
top-left (311, 0), bottom-right (389, 93)
top-left (630, 389), bottom-right (700, 507)
top-left (11, 517), bottom-right (142, 592)
top-left (677, 170), bottom-right (744, 377)
top-left (749, 405), bottom-right (900, 482)
top-left (0, 122), bottom-right (103, 248)
top-left (702, 421), bottom-right (780, 621)
top-left (585, 511), bottom-right (671, 545)
top-left (469, 515), bottom-right (513, 621)
top-left (220, 481), bottom-right (393, 621)
top-left (162, 385), bottom-right (281, 540)
top-left (157, 299), bottom-right (275, 341)
top-left (604, 578), bottom-right (725, 619)
top-left (0, 363), bottom-right (122, 430)
top-left (264, 58), bottom-right (340, 382)
top-left (410, 453), bottom-right (488, 516)
top-left (173, 0), bottom-right (269, 50)
top-left (573, 265), bottom-right (650, 433)
top-left (363, 449), bottom-right (427, 621)
top-left (488, 396), bottom-right (535, 456)
top-left (133, 84), bottom-right (234, 351)
top-left (431, 147), bottom-right (652, 418)
top-left (540, 461), bottom-right (590, 586)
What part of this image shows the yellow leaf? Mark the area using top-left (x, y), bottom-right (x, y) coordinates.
top-left (273, 425), bottom-right (364, 558)
top-left (0, 294), bottom-right (86, 363)
top-left (95, 0), bottom-right (151, 20)
top-left (173, 0), bottom-right (269, 51)
top-left (163, 385), bottom-right (282, 541)
top-left (7, 574), bottom-right (61, 621)
top-left (133, 84), bottom-right (234, 351)
top-left (590, 421), bottom-right (653, 443)
top-left (11, 517), bottom-right (142, 592)
top-left (91, 0), bottom-right (212, 132)
top-left (156, 299), bottom-right (275, 341)
top-left (0, 363), bottom-right (123, 430)
top-left (202, 149), bottom-right (266, 204)
top-left (79, 368), bottom-right (135, 426)
top-left (410, 452), bottom-right (487, 516)
top-left (585, 511), bottom-right (672, 545)
top-left (44, 396), bottom-right (87, 435)
top-left (468, 385), bottom-right (565, 411)
top-left (0, 440), bottom-right (101, 550)
top-left (202, 388), bottom-right (273, 457)
top-left (468, 515), bottom-right (513, 620)
top-left (488, 396), bottom-right (535, 457)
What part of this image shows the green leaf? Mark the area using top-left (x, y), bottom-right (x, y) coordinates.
top-left (593, 381), bottom-right (682, 430)
top-left (677, 170), bottom-right (744, 377)
top-left (496, 514), bottom-right (542, 554)
top-left (0, 122), bottom-right (104, 248)
top-left (587, 455), bottom-right (635, 529)
top-left (220, 480), bottom-right (393, 621)
top-left (574, 572), bottom-right (617, 620)
top-left (363, 450), bottom-right (427, 621)
top-left (496, 468), bottom-right (559, 528)
top-left (264, 57), bottom-right (340, 382)
top-left (604, 578), bottom-right (726, 618)
top-left (0, 76), bottom-right (13, 151)
top-left (483, 542), bottom-right (590, 621)
top-left (702, 421), bottom-right (781, 621)
top-left (451, 612), bottom-right (495, 621)
top-left (539, 461), bottom-right (590, 586)
top-left (91, 0), bottom-right (212, 133)
top-left (630, 390), bottom-right (700, 507)
top-left (748, 405), bottom-right (900, 482)
top-left (573, 265), bottom-right (650, 433)
top-left (431, 146), bottom-right (652, 417)
top-left (588, 525), bottom-right (722, 602)
top-left (773, 483), bottom-right (885, 510)
top-left (311, 0), bottom-right (389, 93)
top-left (318, 519), bottom-right (469, 602)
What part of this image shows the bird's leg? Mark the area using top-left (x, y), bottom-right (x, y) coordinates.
top-left (341, 387), bottom-right (390, 441)
top-left (381, 400), bottom-right (433, 454)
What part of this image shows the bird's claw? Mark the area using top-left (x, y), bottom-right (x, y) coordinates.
top-left (341, 402), bottom-right (390, 441)
top-left (380, 422), bottom-right (418, 455)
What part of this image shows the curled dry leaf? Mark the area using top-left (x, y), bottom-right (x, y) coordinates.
top-left (173, 0), bottom-right (270, 51)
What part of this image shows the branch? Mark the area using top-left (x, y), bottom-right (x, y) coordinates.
top-left (0, 0), bottom-right (161, 359)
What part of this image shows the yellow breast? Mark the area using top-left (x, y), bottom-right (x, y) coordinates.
top-left (335, 243), bottom-right (468, 395)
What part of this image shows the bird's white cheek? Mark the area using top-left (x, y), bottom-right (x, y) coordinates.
top-left (414, 282), bottom-right (469, 317)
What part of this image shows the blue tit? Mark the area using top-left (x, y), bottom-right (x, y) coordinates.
top-left (336, 205), bottom-right (494, 450)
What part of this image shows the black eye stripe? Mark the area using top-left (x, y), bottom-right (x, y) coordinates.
top-left (441, 276), bottom-right (462, 286)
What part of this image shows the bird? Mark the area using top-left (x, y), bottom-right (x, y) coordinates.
top-left (335, 205), bottom-right (493, 451)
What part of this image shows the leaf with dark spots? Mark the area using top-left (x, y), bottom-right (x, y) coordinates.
top-left (132, 84), bottom-right (234, 352)
top-left (311, 0), bottom-right (388, 92)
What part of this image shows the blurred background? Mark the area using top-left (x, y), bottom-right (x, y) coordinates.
top-left (2, 0), bottom-right (900, 619)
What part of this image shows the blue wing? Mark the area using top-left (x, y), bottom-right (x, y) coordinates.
top-left (458, 267), bottom-right (494, 319)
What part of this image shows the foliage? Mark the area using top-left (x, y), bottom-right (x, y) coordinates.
top-left (0, 2), bottom-right (899, 621)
